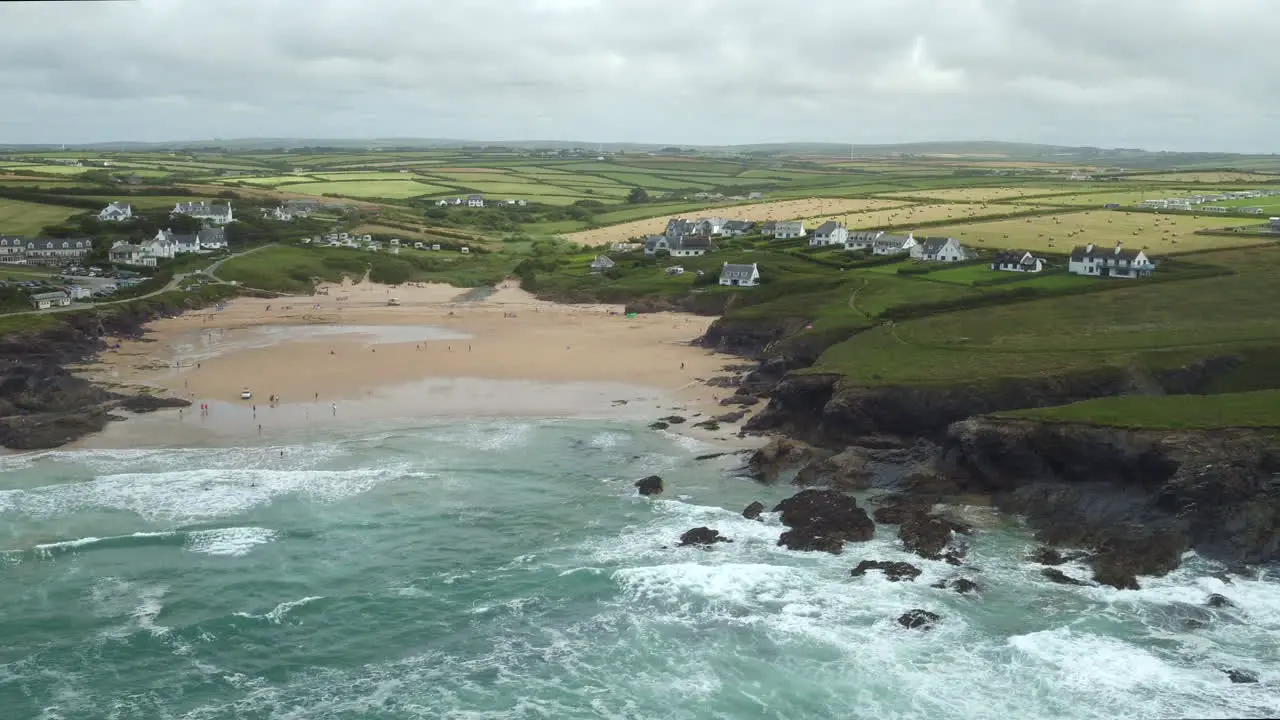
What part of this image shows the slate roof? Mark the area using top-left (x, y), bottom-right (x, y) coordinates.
top-left (1070, 244), bottom-right (1145, 262)
top-left (814, 220), bottom-right (843, 235)
top-left (919, 237), bottom-right (955, 255)
top-left (723, 220), bottom-right (755, 232)
top-left (720, 263), bottom-right (757, 279)
top-left (197, 227), bottom-right (225, 245)
top-left (174, 201), bottom-right (232, 217)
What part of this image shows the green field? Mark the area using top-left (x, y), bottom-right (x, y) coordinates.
top-left (930, 209), bottom-right (1257, 254)
top-left (809, 245), bottom-right (1279, 386)
top-left (217, 245), bottom-right (514, 293)
top-left (270, 180), bottom-right (456, 199)
top-left (0, 198), bottom-right (82, 234)
top-left (1001, 390), bottom-right (1280, 429)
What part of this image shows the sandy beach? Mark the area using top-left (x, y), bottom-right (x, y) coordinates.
top-left (71, 278), bottom-right (758, 445)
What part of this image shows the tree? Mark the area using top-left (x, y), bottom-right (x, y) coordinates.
top-left (628, 187), bottom-right (649, 204)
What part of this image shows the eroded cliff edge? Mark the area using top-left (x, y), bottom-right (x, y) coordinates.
top-left (0, 293), bottom-right (232, 450)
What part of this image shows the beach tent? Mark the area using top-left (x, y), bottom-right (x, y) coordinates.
top-left (625, 312), bottom-right (638, 318)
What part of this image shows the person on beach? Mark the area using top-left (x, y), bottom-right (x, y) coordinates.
top-left (257, 424), bottom-right (262, 433)
top-left (331, 403), bottom-right (337, 416)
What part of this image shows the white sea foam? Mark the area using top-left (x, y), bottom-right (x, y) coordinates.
top-left (234, 595), bottom-right (326, 624)
top-left (0, 464), bottom-right (429, 523)
top-left (184, 527), bottom-right (279, 557)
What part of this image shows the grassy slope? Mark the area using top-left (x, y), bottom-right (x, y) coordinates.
top-left (216, 245), bottom-right (514, 293)
top-left (1000, 390), bottom-right (1280, 429)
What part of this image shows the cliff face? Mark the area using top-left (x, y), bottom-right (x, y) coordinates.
top-left (943, 417), bottom-right (1280, 568)
top-left (0, 294), bottom-right (226, 450)
top-left (744, 356), bottom-right (1245, 447)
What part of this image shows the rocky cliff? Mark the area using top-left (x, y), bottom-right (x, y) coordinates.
top-left (744, 356), bottom-right (1245, 447)
top-left (0, 292), bottom-right (231, 450)
top-left (942, 416), bottom-right (1280, 582)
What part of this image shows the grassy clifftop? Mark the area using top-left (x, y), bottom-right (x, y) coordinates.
top-left (1000, 390), bottom-right (1280, 430)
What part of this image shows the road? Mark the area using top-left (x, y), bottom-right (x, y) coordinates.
top-left (7, 243), bottom-right (278, 317)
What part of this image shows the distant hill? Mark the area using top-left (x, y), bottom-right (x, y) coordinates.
top-left (2, 137), bottom-right (1278, 171)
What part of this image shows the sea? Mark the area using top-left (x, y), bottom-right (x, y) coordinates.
top-left (1, 417), bottom-right (1277, 719)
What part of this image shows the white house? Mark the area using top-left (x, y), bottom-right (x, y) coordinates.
top-left (29, 290), bottom-right (71, 310)
top-left (990, 250), bottom-right (1044, 273)
top-left (1068, 243), bottom-right (1154, 278)
top-left (466, 195), bottom-right (485, 208)
top-left (1271, 217), bottom-right (1280, 232)
top-left (694, 217), bottom-right (727, 236)
top-left (143, 231), bottom-right (178, 260)
top-left (643, 234), bottom-right (713, 257)
top-left (809, 221), bottom-right (849, 247)
top-left (65, 285), bottom-right (92, 300)
top-left (24, 238), bottom-right (92, 264)
top-left (172, 201), bottom-right (234, 224)
top-left (197, 226), bottom-right (227, 251)
top-left (772, 220), bottom-right (805, 239)
top-left (97, 202), bottom-right (133, 222)
top-left (110, 241), bottom-right (153, 267)
top-left (0, 235), bottom-right (27, 262)
top-left (846, 230), bottom-right (912, 255)
top-left (719, 262), bottom-right (760, 287)
top-left (589, 255), bottom-right (616, 274)
top-left (262, 206), bottom-right (293, 221)
top-left (721, 220), bottom-right (756, 237)
top-left (908, 236), bottom-right (967, 262)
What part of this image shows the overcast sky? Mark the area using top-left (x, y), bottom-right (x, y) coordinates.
top-left (0, 0), bottom-right (1274, 151)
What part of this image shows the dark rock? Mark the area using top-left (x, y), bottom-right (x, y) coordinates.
top-left (772, 489), bottom-right (875, 554)
top-left (720, 395), bottom-right (760, 407)
top-left (1041, 568), bottom-right (1089, 586)
top-left (658, 415), bottom-right (686, 425)
top-left (748, 437), bottom-right (828, 484)
top-left (742, 501), bottom-right (764, 520)
top-left (714, 410), bottom-right (748, 424)
top-left (695, 452), bottom-right (728, 461)
top-left (1029, 547), bottom-right (1090, 566)
top-left (794, 447), bottom-right (872, 491)
top-left (897, 609), bottom-right (940, 630)
top-left (692, 420), bottom-right (720, 431)
top-left (678, 527), bottom-right (732, 547)
top-left (705, 375), bottom-right (742, 388)
top-left (648, 421), bottom-right (669, 430)
top-left (1183, 619), bottom-right (1208, 630)
top-left (1090, 532), bottom-right (1189, 590)
top-left (872, 495), bottom-right (934, 525)
top-left (1225, 669), bottom-right (1258, 684)
top-left (944, 414), bottom-right (1280, 570)
top-left (899, 513), bottom-right (969, 561)
top-left (851, 560), bottom-right (921, 582)
top-left (949, 578), bottom-right (980, 594)
top-left (1206, 593), bottom-right (1234, 609)
top-left (118, 394), bottom-right (191, 413)
top-left (635, 475), bottom-right (663, 496)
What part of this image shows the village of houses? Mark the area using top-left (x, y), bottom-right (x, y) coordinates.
top-left (2, 186), bottom-right (1215, 310)
top-left (589, 214), bottom-right (1158, 288)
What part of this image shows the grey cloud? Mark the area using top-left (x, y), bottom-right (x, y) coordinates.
top-left (0, 0), bottom-right (1275, 149)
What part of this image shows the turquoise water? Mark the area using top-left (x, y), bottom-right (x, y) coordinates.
top-left (2, 419), bottom-right (1278, 719)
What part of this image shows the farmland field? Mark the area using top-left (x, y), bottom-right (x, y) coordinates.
top-left (876, 186), bottom-right (1078, 202)
top-left (562, 198), bottom-right (911, 246)
top-left (925, 209), bottom-right (1257, 254)
top-left (842, 203), bottom-right (1044, 230)
top-left (0, 198), bottom-right (82, 234)
top-left (1119, 172), bottom-right (1280, 183)
top-left (1033, 190), bottom-right (1216, 207)
top-left (271, 180), bottom-right (456, 199)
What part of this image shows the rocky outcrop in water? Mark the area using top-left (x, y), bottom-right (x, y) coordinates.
top-left (851, 560), bottom-right (921, 582)
top-left (773, 489), bottom-right (875, 554)
top-left (897, 609), bottom-right (939, 630)
top-left (1041, 568), bottom-right (1090, 586)
top-left (742, 501), bottom-right (764, 520)
top-left (635, 475), bottom-right (664, 496)
top-left (794, 447), bottom-right (872, 491)
top-left (943, 417), bottom-right (1280, 585)
top-left (678, 527), bottom-right (732, 547)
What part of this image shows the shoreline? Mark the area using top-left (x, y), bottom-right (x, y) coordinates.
top-left (63, 278), bottom-right (764, 450)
